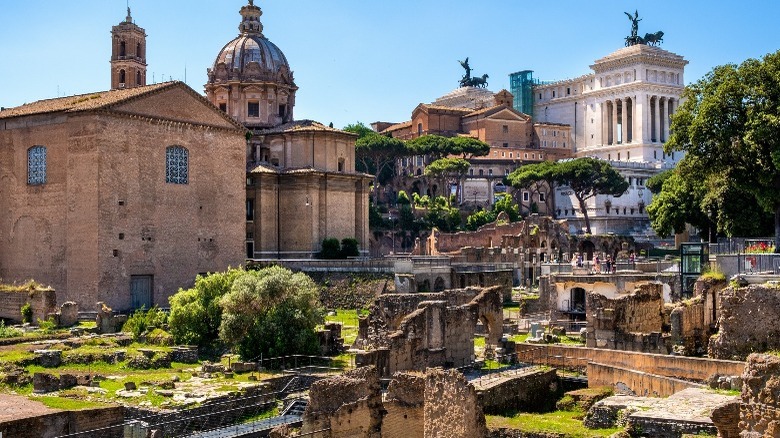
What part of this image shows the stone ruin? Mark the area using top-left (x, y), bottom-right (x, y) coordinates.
top-left (352, 286), bottom-right (503, 377)
top-left (96, 301), bottom-right (128, 334)
top-left (291, 366), bottom-right (488, 438)
top-left (317, 322), bottom-right (346, 356)
top-left (586, 282), bottom-right (669, 354)
top-left (709, 283), bottom-right (780, 360)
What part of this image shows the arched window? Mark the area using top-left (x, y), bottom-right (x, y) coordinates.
top-left (417, 123), bottom-right (423, 135)
top-left (27, 146), bottom-right (47, 185)
top-left (136, 43), bottom-right (142, 58)
top-left (119, 69), bottom-right (126, 84)
top-left (120, 41), bottom-right (126, 57)
top-left (165, 146), bottom-right (189, 184)
top-left (136, 71), bottom-right (141, 85)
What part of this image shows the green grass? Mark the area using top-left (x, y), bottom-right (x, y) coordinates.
top-left (324, 309), bottom-right (367, 345)
top-left (509, 333), bottom-right (529, 343)
top-left (34, 395), bottom-right (110, 410)
top-left (487, 410), bottom-right (623, 437)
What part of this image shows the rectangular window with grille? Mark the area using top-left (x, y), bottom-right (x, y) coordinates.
top-left (248, 102), bottom-right (260, 117)
top-left (27, 145), bottom-right (47, 185)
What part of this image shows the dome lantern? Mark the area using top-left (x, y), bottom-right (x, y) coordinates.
top-left (239, 0), bottom-right (264, 36)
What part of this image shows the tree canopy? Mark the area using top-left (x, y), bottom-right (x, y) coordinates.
top-left (507, 158), bottom-right (628, 234)
top-left (659, 50), bottom-right (780, 247)
top-left (424, 157), bottom-right (470, 206)
top-left (407, 134), bottom-right (489, 160)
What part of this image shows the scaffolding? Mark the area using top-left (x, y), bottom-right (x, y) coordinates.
top-left (509, 70), bottom-right (543, 119)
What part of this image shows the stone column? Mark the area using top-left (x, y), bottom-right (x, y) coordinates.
top-left (667, 98), bottom-right (674, 139)
top-left (653, 96), bottom-right (661, 143)
top-left (611, 100), bottom-right (618, 145)
top-left (620, 97), bottom-right (628, 144)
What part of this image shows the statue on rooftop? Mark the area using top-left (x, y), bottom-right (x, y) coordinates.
top-left (459, 58), bottom-right (472, 87)
top-left (625, 10), bottom-right (641, 39)
top-left (623, 11), bottom-right (664, 47)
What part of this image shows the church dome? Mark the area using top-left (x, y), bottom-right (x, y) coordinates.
top-left (207, 1), bottom-right (294, 86)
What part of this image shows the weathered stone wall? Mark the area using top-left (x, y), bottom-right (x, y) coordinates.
top-left (670, 298), bottom-right (708, 356)
top-left (711, 400), bottom-right (740, 438)
top-left (709, 285), bottom-right (780, 361)
top-left (382, 372), bottom-right (424, 438)
top-left (0, 287), bottom-right (56, 323)
top-left (585, 282), bottom-right (668, 354)
top-left (355, 287), bottom-right (503, 377)
top-left (0, 406), bottom-right (124, 437)
top-left (476, 368), bottom-right (558, 415)
top-left (299, 368), bottom-right (487, 438)
top-left (515, 344), bottom-right (745, 382)
top-left (424, 368), bottom-right (488, 438)
top-left (739, 353), bottom-right (780, 436)
top-left (586, 362), bottom-right (705, 397)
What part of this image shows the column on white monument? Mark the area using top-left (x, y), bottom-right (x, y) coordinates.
top-left (666, 98), bottom-right (674, 139)
top-left (611, 99), bottom-right (618, 145)
top-left (661, 97), bottom-right (668, 142)
top-left (599, 101), bottom-right (606, 147)
top-left (620, 97), bottom-right (628, 145)
top-left (653, 96), bottom-right (661, 143)
top-left (635, 93), bottom-right (645, 144)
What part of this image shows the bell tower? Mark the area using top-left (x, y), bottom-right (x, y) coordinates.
top-left (111, 7), bottom-right (147, 90)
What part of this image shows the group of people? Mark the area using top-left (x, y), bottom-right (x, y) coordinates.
top-left (570, 251), bottom-right (637, 274)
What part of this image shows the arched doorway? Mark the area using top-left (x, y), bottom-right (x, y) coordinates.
top-left (567, 287), bottom-right (587, 321)
top-left (434, 276), bottom-right (445, 292)
top-left (580, 241), bottom-right (595, 261)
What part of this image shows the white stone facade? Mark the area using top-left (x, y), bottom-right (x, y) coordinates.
top-left (531, 44), bottom-right (688, 236)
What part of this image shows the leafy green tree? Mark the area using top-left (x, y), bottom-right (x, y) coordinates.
top-left (646, 170), bottom-right (673, 195)
top-left (664, 51), bottom-right (780, 250)
top-left (451, 136), bottom-right (490, 158)
top-left (340, 238), bottom-right (360, 257)
top-left (407, 135), bottom-right (454, 160)
top-left (508, 158), bottom-right (628, 234)
top-left (168, 268), bottom-right (245, 346)
top-left (466, 209), bottom-right (495, 231)
top-left (396, 190), bottom-right (411, 205)
top-left (493, 193), bottom-right (521, 222)
top-left (219, 266), bottom-right (323, 360)
top-left (424, 157), bottom-right (470, 206)
top-left (345, 122), bottom-right (407, 201)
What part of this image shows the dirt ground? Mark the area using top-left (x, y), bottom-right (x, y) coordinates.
top-left (0, 393), bottom-right (59, 421)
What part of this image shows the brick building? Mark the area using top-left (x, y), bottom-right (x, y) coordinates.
top-left (0, 82), bottom-right (247, 310)
top-left (378, 86), bottom-right (572, 211)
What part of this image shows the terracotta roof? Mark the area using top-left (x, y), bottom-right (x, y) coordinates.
top-left (421, 104), bottom-right (472, 113)
top-left (248, 164), bottom-right (371, 178)
top-left (0, 82), bottom-right (176, 119)
top-left (380, 120), bottom-right (412, 133)
top-left (463, 104), bottom-right (530, 120)
top-left (256, 119), bottom-right (356, 136)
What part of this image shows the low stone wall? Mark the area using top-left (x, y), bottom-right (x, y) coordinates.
top-left (587, 362), bottom-right (704, 397)
top-left (515, 344), bottom-right (745, 382)
top-left (475, 368), bottom-right (558, 415)
top-left (0, 287), bottom-right (56, 323)
top-left (0, 406), bottom-right (124, 437)
top-left (709, 285), bottom-right (780, 360)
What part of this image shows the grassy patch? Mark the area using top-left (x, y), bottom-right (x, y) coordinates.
top-left (33, 396), bottom-right (110, 410)
top-left (487, 410), bottom-right (623, 437)
top-left (324, 309), bottom-right (367, 345)
top-left (509, 333), bottom-right (529, 343)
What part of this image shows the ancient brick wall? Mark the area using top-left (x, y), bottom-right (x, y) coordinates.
top-left (585, 283), bottom-right (668, 353)
top-left (670, 298), bottom-right (709, 355)
top-left (739, 353), bottom-right (780, 436)
top-left (0, 406), bottom-right (123, 437)
top-left (382, 372), bottom-right (424, 438)
top-left (515, 344), bottom-right (745, 382)
top-left (711, 400), bottom-right (740, 438)
top-left (0, 287), bottom-right (56, 323)
top-left (709, 285), bottom-right (780, 360)
top-left (423, 369), bottom-right (488, 438)
top-left (476, 368), bottom-right (558, 415)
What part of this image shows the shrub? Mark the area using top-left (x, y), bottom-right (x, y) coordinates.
top-left (37, 317), bottom-right (57, 334)
top-left (0, 320), bottom-right (23, 339)
top-left (340, 238), bottom-right (360, 258)
top-left (20, 303), bottom-right (32, 324)
top-left (396, 190), bottom-right (411, 205)
top-left (147, 328), bottom-right (174, 346)
top-left (319, 238), bottom-right (341, 259)
top-left (123, 306), bottom-right (168, 341)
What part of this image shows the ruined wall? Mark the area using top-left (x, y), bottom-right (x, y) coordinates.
top-left (476, 368), bottom-right (558, 415)
top-left (670, 298), bottom-right (708, 356)
top-left (709, 285), bottom-right (780, 360)
top-left (382, 373), bottom-right (424, 438)
top-left (515, 344), bottom-right (745, 382)
top-left (0, 287), bottom-right (56, 323)
top-left (355, 287), bottom-right (503, 377)
top-left (300, 366), bottom-right (382, 438)
top-left (424, 369), bottom-right (488, 438)
top-left (300, 368), bottom-right (487, 438)
top-left (587, 362), bottom-right (705, 397)
top-left (586, 283), bottom-right (668, 353)
top-left (0, 406), bottom-right (123, 437)
top-left (739, 353), bottom-right (780, 436)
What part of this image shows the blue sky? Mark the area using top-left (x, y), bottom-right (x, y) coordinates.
top-left (1, 1), bottom-right (777, 129)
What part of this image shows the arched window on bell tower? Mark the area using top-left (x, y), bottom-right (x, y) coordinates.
top-left (119, 70), bottom-right (126, 86)
top-left (136, 71), bottom-right (142, 85)
top-left (120, 41), bottom-right (126, 57)
top-left (136, 42), bottom-right (141, 58)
